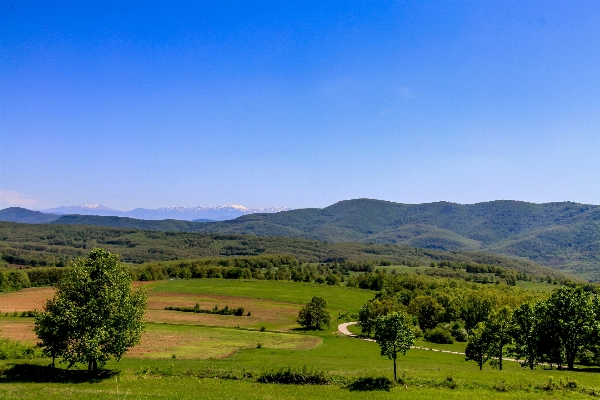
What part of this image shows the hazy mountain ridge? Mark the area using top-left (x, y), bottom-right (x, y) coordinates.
top-left (40, 204), bottom-right (291, 221)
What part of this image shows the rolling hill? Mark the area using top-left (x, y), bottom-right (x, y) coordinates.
top-left (2, 199), bottom-right (599, 280)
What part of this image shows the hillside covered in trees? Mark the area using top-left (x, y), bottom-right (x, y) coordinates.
top-left (0, 221), bottom-right (574, 282)
top-left (2, 199), bottom-right (599, 280)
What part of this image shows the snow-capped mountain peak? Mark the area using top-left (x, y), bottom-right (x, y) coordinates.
top-left (42, 204), bottom-right (291, 221)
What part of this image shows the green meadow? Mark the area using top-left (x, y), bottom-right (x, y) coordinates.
top-left (1, 279), bottom-right (599, 399)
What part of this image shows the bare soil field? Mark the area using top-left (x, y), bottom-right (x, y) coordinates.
top-left (0, 319), bottom-right (36, 343)
top-left (0, 287), bottom-right (54, 312)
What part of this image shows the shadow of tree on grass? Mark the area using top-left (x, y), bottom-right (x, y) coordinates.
top-left (0, 363), bottom-right (119, 383)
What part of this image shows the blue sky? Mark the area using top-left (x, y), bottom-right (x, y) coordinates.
top-left (1, 0), bottom-right (599, 210)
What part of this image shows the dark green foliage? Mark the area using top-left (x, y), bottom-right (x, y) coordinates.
top-left (465, 322), bottom-right (490, 370)
top-left (297, 296), bottom-right (331, 330)
top-left (165, 305), bottom-right (245, 316)
top-left (347, 377), bottom-right (393, 391)
top-left (509, 303), bottom-right (539, 369)
top-left (257, 366), bottom-right (329, 385)
top-left (0, 221), bottom-right (575, 282)
top-left (408, 296), bottom-right (444, 331)
top-left (0, 269), bottom-right (30, 291)
top-left (532, 286), bottom-right (597, 369)
top-left (485, 307), bottom-right (513, 370)
top-left (424, 326), bottom-right (454, 344)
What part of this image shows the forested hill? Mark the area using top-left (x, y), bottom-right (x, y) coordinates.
top-left (0, 221), bottom-right (574, 282)
top-left (2, 199), bottom-right (600, 280)
top-left (203, 199), bottom-right (600, 279)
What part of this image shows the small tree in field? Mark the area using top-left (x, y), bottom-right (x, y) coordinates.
top-left (34, 248), bottom-right (147, 372)
top-left (374, 312), bottom-right (415, 381)
top-left (297, 296), bottom-right (331, 330)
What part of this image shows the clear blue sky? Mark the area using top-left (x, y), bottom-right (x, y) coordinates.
top-left (1, 0), bottom-right (599, 210)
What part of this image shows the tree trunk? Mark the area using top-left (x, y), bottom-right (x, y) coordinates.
top-left (393, 357), bottom-right (397, 381)
top-left (499, 346), bottom-right (503, 370)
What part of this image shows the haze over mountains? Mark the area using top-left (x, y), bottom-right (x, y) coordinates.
top-left (40, 204), bottom-right (291, 221)
top-left (2, 199), bottom-right (599, 280)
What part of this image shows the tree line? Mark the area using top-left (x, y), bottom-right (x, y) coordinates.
top-left (465, 286), bottom-right (600, 370)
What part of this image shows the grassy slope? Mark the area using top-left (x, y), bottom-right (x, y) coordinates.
top-left (2, 333), bottom-right (599, 399)
top-left (1, 279), bottom-right (598, 399)
top-left (152, 279), bottom-right (373, 312)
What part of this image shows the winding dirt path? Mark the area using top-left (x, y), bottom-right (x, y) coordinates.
top-left (337, 322), bottom-right (525, 362)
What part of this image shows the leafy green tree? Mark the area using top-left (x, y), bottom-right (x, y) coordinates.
top-left (34, 248), bottom-right (147, 372)
top-left (374, 312), bottom-right (415, 381)
top-left (465, 322), bottom-right (490, 370)
top-left (408, 295), bottom-right (444, 331)
top-left (461, 296), bottom-right (493, 332)
top-left (297, 296), bottom-right (331, 330)
top-left (510, 302), bottom-right (539, 370)
top-left (358, 301), bottom-right (376, 337)
top-left (485, 307), bottom-right (513, 370)
top-left (536, 286), bottom-right (596, 369)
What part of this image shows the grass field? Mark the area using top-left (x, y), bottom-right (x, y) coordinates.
top-left (151, 279), bottom-right (374, 312)
top-left (1, 278), bottom-right (599, 399)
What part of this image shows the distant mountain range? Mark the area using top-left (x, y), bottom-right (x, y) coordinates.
top-left (2, 199), bottom-right (599, 280)
top-left (40, 204), bottom-right (291, 221)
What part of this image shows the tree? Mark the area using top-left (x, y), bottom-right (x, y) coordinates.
top-left (34, 248), bottom-right (147, 372)
top-left (408, 295), bottom-right (444, 331)
top-left (510, 302), bottom-right (539, 370)
top-left (461, 296), bottom-right (493, 333)
top-left (297, 296), bottom-right (331, 330)
top-left (374, 312), bottom-right (415, 381)
top-left (358, 301), bottom-right (376, 337)
top-left (535, 286), bottom-right (596, 369)
top-left (465, 322), bottom-right (490, 370)
top-left (485, 307), bottom-right (512, 370)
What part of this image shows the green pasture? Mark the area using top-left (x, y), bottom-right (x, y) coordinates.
top-left (151, 279), bottom-right (373, 312)
top-left (138, 323), bottom-right (321, 359)
top-left (2, 331), bottom-right (599, 399)
top-left (2, 278), bottom-right (599, 399)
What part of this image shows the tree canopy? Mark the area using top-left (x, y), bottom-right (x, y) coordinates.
top-left (374, 311), bottom-right (415, 381)
top-left (34, 248), bottom-right (147, 372)
top-left (297, 296), bottom-right (331, 330)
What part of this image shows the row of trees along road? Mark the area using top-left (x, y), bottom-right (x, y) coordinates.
top-left (34, 249), bottom-right (147, 372)
top-left (466, 286), bottom-right (600, 370)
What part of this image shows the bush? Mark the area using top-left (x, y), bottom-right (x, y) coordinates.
top-left (257, 366), bottom-right (329, 385)
top-left (325, 274), bottom-right (340, 286)
top-left (449, 321), bottom-right (468, 342)
top-left (411, 325), bottom-right (423, 339)
top-left (347, 376), bottom-right (393, 391)
top-left (0, 338), bottom-right (42, 359)
top-left (424, 326), bottom-right (454, 344)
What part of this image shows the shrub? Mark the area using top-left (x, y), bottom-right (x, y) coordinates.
top-left (411, 325), bottom-right (423, 339)
top-left (449, 321), bottom-right (468, 342)
top-left (424, 326), bottom-right (454, 344)
top-left (0, 338), bottom-right (42, 359)
top-left (347, 376), bottom-right (393, 391)
top-left (325, 274), bottom-right (340, 286)
top-left (257, 366), bottom-right (329, 385)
